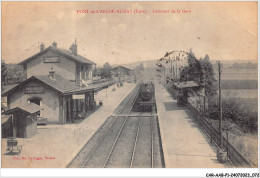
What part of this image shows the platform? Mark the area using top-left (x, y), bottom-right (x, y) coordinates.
top-left (154, 81), bottom-right (226, 168)
top-left (1, 83), bottom-right (136, 168)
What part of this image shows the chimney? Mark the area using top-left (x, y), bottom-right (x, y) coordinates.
top-left (40, 43), bottom-right (45, 52)
top-left (69, 39), bottom-right (77, 56)
top-left (52, 41), bottom-right (57, 48)
top-left (48, 67), bottom-right (55, 79)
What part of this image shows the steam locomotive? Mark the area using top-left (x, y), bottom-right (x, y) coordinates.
top-left (135, 82), bottom-right (155, 112)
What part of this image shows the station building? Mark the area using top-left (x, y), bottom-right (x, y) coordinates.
top-left (112, 65), bottom-right (132, 76)
top-left (3, 41), bottom-right (113, 125)
top-left (112, 65), bottom-right (133, 83)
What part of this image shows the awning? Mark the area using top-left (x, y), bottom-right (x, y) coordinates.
top-left (3, 103), bottom-right (43, 115)
top-left (173, 81), bottom-right (200, 89)
top-left (63, 81), bottom-right (114, 95)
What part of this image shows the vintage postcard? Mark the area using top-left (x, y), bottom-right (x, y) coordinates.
top-left (1, 1), bottom-right (258, 176)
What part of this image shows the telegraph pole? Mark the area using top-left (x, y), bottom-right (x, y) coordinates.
top-left (175, 54), bottom-right (178, 80)
top-left (171, 59), bottom-right (173, 80)
top-left (217, 61), bottom-right (223, 149)
top-left (163, 66), bottom-right (166, 83)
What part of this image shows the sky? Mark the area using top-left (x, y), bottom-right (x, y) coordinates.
top-left (2, 1), bottom-right (258, 65)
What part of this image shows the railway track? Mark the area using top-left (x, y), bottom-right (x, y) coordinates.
top-left (130, 115), bottom-right (141, 168)
top-left (80, 85), bottom-right (139, 168)
top-left (68, 84), bottom-right (164, 168)
top-left (130, 113), bottom-right (153, 168)
top-left (113, 84), bottom-right (140, 115)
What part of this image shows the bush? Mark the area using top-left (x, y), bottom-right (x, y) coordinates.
top-left (208, 97), bottom-right (258, 133)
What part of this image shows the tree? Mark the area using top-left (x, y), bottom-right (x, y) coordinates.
top-left (179, 49), bottom-right (202, 83)
top-left (179, 50), bottom-right (216, 97)
top-left (137, 63), bottom-right (144, 71)
top-left (1, 60), bottom-right (7, 88)
top-left (199, 55), bottom-right (217, 96)
top-left (93, 66), bottom-right (97, 77)
top-left (101, 62), bottom-right (112, 78)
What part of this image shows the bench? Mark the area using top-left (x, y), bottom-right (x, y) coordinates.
top-left (6, 138), bottom-right (22, 154)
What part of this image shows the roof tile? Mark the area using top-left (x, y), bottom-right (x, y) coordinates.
top-left (19, 46), bottom-right (96, 65)
top-left (35, 74), bottom-right (80, 93)
top-left (4, 102), bottom-right (42, 115)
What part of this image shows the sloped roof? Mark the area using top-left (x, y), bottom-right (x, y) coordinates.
top-left (2, 74), bottom-right (114, 97)
top-left (2, 84), bottom-right (18, 95)
top-left (35, 75), bottom-right (81, 93)
top-left (1, 103), bottom-right (8, 111)
top-left (2, 74), bottom-right (81, 96)
top-left (112, 65), bottom-right (132, 71)
top-left (56, 48), bottom-right (96, 65)
top-left (2, 115), bottom-right (11, 124)
top-left (64, 80), bottom-right (114, 95)
top-left (3, 103), bottom-right (43, 115)
top-left (19, 46), bottom-right (96, 65)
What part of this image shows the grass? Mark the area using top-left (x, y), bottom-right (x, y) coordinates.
top-left (228, 133), bottom-right (258, 166)
top-left (163, 81), bottom-right (258, 166)
top-left (214, 80), bottom-right (258, 90)
top-left (217, 68), bottom-right (258, 80)
top-left (233, 98), bottom-right (258, 112)
top-left (208, 96), bottom-right (258, 166)
top-left (221, 90), bottom-right (257, 99)
top-left (210, 119), bottom-right (258, 166)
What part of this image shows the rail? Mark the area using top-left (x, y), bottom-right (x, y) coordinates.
top-left (80, 84), bottom-right (140, 168)
top-left (130, 116), bottom-right (141, 168)
top-left (103, 116), bottom-right (128, 168)
top-left (129, 113), bottom-right (155, 168)
top-left (103, 86), bottom-right (140, 168)
top-left (113, 84), bottom-right (140, 115)
top-left (150, 113), bottom-right (154, 168)
top-left (187, 102), bottom-right (255, 167)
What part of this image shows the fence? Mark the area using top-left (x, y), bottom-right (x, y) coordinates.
top-left (187, 102), bottom-right (255, 167)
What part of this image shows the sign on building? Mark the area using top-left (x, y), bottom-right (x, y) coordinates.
top-left (72, 94), bottom-right (85, 100)
top-left (25, 86), bottom-right (44, 94)
top-left (43, 56), bottom-right (60, 63)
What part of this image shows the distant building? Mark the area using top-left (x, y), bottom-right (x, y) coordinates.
top-left (112, 65), bottom-right (132, 77)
